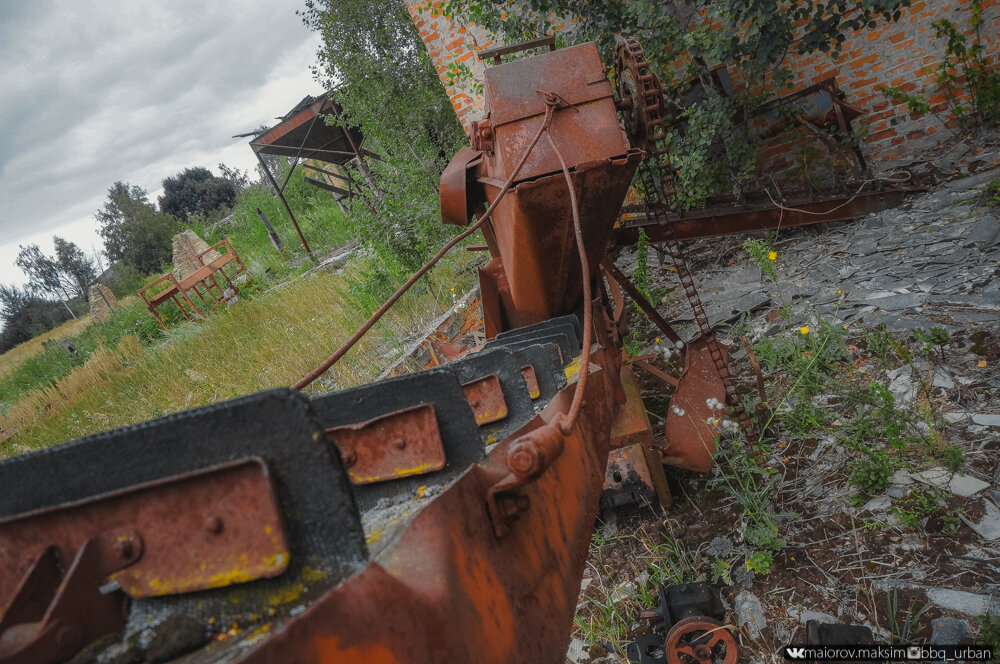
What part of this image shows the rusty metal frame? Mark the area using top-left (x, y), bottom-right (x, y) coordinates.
top-left (614, 187), bottom-right (918, 245)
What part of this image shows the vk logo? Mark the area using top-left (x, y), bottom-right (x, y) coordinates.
top-left (785, 647), bottom-right (807, 659)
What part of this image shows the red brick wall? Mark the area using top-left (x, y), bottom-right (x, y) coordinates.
top-left (407, 0), bottom-right (999, 164)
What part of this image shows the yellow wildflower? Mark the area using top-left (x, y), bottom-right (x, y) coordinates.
top-left (800, 326), bottom-right (810, 335)
top-left (768, 251), bottom-right (778, 261)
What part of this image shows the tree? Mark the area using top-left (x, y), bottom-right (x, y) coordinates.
top-left (96, 182), bottom-right (176, 275)
top-left (0, 284), bottom-right (72, 352)
top-left (15, 237), bottom-right (96, 305)
top-left (300, 0), bottom-right (467, 270)
top-left (159, 167), bottom-right (238, 222)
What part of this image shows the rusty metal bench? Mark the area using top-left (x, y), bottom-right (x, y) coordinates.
top-left (137, 238), bottom-right (252, 329)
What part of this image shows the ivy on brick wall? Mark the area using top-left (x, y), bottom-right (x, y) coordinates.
top-left (438, 0), bottom-right (911, 209)
top-left (300, 0), bottom-right (467, 277)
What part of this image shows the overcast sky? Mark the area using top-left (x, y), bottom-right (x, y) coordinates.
top-left (0, 0), bottom-right (325, 287)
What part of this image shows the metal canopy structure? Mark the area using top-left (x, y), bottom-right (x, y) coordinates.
top-left (249, 92), bottom-right (376, 253)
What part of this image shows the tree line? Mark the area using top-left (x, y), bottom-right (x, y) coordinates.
top-left (0, 165), bottom-right (247, 352)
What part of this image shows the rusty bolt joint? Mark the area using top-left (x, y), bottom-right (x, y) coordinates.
top-left (506, 423), bottom-right (564, 479)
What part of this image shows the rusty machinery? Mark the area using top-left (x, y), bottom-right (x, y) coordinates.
top-left (0, 37), bottom-right (916, 664)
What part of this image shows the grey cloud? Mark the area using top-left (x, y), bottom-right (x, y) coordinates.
top-left (0, 0), bottom-right (319, 244)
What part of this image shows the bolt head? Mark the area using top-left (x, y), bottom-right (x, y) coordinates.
top-left (115, 538), bottom-right (134, 559)
top-left (205, 516), bottom-right (224, 534)
top-left (393, 438), bottom-right (406, 450)
top-left (342, 448), bottom-right (357, 467)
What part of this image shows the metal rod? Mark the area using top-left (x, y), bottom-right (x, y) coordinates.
top-left (255, 149), bottom-right (311, 254)
top-left (601, 259), bottom-right (682, 345)
top-left (279, 111), bottom-right (322, 194)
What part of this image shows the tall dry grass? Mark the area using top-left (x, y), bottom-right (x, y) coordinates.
top-left (0, 252), bottom-right (479, 459)
top-left (0, 316), bottom-right (92, 380)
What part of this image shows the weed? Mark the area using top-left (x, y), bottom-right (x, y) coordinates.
top-left (840, 382), bottom-right (921, 451)
top-left (743, 238), bottom-right (779, 283)
top-left (746, 550), bottom-right (773, 575)
top-left (710, 437), bottom-right (793, 575)
top-left (864, 325), bottom-right (905, 369)
top-left (941, 512), bottom-right (963, 534)
top-left (913, 327), bottom-right (950, 363)
top-left (886, 590), bottom-right (929, 643)
top-left (711, 557), bottom-right (733, 586)
top-left (977, 614), bottom-right (1000, 655)
top-left (940, 444), bottom-right (964, 473)
top-left (624, 329), bottom-right (642, 357)
top-left (984, 179), bottom-right (1000, 207)
top-left (850, 454), bottom-right (893, 496)
top-left (632, 228), bottom-right (653, 302)
top-left (890, 488), bottom-right (946, 530)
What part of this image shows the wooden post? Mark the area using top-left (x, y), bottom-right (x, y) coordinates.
top-left (256, 208), bottom-right (284, 251)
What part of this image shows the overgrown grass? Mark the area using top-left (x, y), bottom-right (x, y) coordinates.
top-left (186, 168), bottom-right (354, 287)
top-left (1, 169), bottom-right (356, 415)
top-left (0, 247), bottom-right (481, 457)
top-left (0, 316), bottom-right (92, 381)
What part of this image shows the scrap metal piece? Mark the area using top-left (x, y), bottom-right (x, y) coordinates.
top-left (238, 349), bottom-right (617, 664)
top-left (0, 531), bottom-right (141, 664)
top-left (0, 459), bottom-right (289, 601)
top-left (327, 404), bottom-right (447, 485)
top-left (664, 617), bottom-right (738, 664)
top-left (311, 369), bottom-right (483, 509)
top-left (441, 146), bottom-right (484, 226)
top-left (601, 444), bottom-right (658, 510)
top-left (661, 338), bottom-right (727, 473)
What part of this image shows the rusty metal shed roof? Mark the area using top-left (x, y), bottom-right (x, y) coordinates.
top-left (249, 93), bottom-right (369, 164)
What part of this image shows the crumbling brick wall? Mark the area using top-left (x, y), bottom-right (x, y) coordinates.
top-left (172, 230), bottom-right (221, 283)
top-left (88, 284), bottom-right (118, 323)
top-left (406, 0), bottom-right (999, 166)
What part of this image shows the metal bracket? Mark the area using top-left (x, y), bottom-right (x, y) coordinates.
top-left (327, 403), bottom-right (447, 484)
top-left (0, 530), bottom-right (141, 664)
top-left (486, 421), bottom-right (565, 537)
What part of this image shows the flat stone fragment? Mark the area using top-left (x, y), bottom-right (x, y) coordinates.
top-left (933, 367), bottom-right (955, 389)
top-left (875, 580), bottom-right (1000, 617)
top-left (910, 467), bottom-right (990, 497)
top-left (971, 414), bottom-right (1000, 427)
top-left (867, 293), bottom-right (926, 311)
top-left (734, 590), bottom-right (766, 639)
top-left (786, 606), bottom-right (836, 625)
top-left (930, 617), bottom-right (972, 645)
top-left (960, 499), bottom-right (1000, 541)
top-left (965, 215), bottom-right (1000, 248)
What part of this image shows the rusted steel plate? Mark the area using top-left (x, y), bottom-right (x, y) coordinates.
top-left (483, 42), bottom-right (622, 182)
top-left (608, 366), bottom-right (670, 507)
top-left (483, 152), bottom-right (641, 320)
top-left (614, 188), bottom-right (918, 245)
top-left (440, 146), bottom-right (483, 226)
top-left (609, 365), bottom-right (653, 449)
top-left (462, 374), bottom-right (509, 425)
top-left (327, 403), bottom-right (446, 484)
top-left (662, 338), bottom-right (728, 473)
top-left (0, 459), bottom-right (289, 602)
top-left (601, 443), bottom-right (660, 509)
top-left (237, 351), bottom-right (616, 664)
top-left (521, 365), bottom-right (540, 399)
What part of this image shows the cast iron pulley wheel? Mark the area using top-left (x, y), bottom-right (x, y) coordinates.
top-left (664, 617), bottom-right (739, 664)
top-left (614, 37), bottom-right (665, 155)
